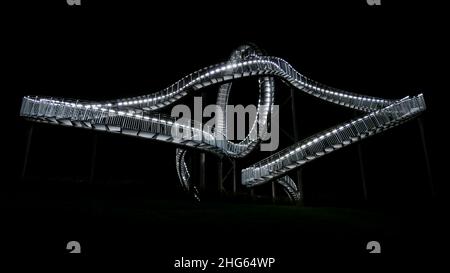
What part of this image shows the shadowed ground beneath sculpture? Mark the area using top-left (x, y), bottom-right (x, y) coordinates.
top-left (2, 180), bottom-right (444, 263)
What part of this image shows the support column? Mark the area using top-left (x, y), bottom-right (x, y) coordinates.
top-left (199, 89), bottom-right (207, 192)
top-left (357, 143), bottom-right (368, 201)
top-left (232, 160), bottom-right (237, 195)
top-left (290, 88), bottom-right (304, 202)
top-left (417, 117), bottom-right (434, 197)
top-left (89, 133), bottom-right (98, 183)
top-left (217, 157), bottom-right (223, 194)
top-left (271, 181), bottom-right (276, 203)
top-left (199, 153), bottom-right (206, 191)
top-left (353, 112), bottom-right (368, 201)
top-left (21, 124), bottom-right (34, 180)
top-left (191, 152), bottom-right (199, 192)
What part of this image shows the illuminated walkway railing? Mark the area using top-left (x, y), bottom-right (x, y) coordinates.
top-left (20, 96), bottom-right (229, 153)
top-left (101, 56), bottom-right (394, 113)
top-left (241, 95), bottom-right (426, 186)
top-left (20, 44), bottom-right (426, 202)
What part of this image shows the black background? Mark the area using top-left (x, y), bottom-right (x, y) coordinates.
top-left (2, 0), bottom-right (448, 268)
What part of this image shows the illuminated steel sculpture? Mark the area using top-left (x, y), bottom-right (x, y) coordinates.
top-left (20, 45), bottom-right (426, 202)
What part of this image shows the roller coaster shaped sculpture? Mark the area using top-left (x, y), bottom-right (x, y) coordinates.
top-left (20, 44), bottom-right (426, 202)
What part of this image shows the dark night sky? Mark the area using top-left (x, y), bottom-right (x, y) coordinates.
top-left (1, 0), bottom-right (447, 261)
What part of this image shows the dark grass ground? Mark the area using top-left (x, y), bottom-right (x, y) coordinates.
top-left (2, 179), bottom-right (444, 269)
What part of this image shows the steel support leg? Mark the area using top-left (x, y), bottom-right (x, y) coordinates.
top-left (353, 112), bottom-right (368, 201)
top-left (357, 143), bottom-right (368, 201)
top-left (218, 157), bottom-right (223, 194)
top-left (290, 88), bottom-right (304, 203)
top-left (89, 133), bottom-right (98, 183)
top-left (417, 117), bottom-right (434, 197)
top-left (232, 160), bottom-right (237, 195)
top-left (271, 181), bottom-right (276, 203)
top-left (199, 153), bottom-right (206, 191)
top-left (21, 124), bottom-right (34, 180)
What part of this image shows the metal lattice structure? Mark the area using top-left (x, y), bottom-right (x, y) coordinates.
top-left (20, 44), bottom-right (426, 202)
